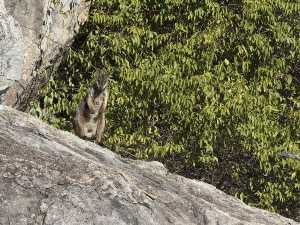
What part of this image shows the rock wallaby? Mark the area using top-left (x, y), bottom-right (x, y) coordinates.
top-left (73, 68), bottom-right (109, 144)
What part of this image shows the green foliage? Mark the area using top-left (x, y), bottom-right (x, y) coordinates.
top-left (52, 0), bottom-right (60, 5)
top-left (31, 0), bottom-right (300, 220)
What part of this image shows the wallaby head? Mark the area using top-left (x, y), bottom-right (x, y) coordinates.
top-left (95, 68), bottom-right (109, 91)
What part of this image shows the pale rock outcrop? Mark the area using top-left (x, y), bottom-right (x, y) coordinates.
top-left (0, 0), bottom-right (90, 110)
top-left (0, 105), bottom-right (298, 225)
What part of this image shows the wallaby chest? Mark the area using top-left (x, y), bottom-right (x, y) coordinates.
top-left (85, 89), bottom-right (107, 123)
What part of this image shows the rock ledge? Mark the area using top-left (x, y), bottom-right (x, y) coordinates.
top-left (0, 105), bottom-right (298, 225)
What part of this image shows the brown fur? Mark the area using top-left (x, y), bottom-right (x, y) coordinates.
top-left (73, 68), bottom-right (109, 144)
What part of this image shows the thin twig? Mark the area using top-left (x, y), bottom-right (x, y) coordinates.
top-left (279, 152), bottom-right (300, 161)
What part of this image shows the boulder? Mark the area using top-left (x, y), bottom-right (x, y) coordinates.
top-left (0, 105), bottom-right (298, 225)
top-left (0, 0), bottom-right (90, 110)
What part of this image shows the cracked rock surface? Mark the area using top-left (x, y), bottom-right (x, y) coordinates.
top-left (0, 0), bottom-right (90, 109)
top-left (0, 105), bottom-right (299, 225)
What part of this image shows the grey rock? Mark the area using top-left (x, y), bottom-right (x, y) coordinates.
top-left (0, 0), bottom-right (24, 88)
top-left (0, 105), bottom-right (298, 225)
top-left (0, 0), bottom-right (90, 110)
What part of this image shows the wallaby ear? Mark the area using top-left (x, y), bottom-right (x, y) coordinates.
top-left (96, 68), bottom-right (110, 77)
top-left (96, 68), bottom-right (101, 77)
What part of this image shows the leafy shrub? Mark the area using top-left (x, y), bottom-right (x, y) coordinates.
top-left (31, 0), bottom-right (300, 220)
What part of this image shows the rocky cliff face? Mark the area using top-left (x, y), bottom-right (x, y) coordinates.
top-left (0, 0), bottom-right (90, 110)
top-left (0, 105), bottom-right (298, 225)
